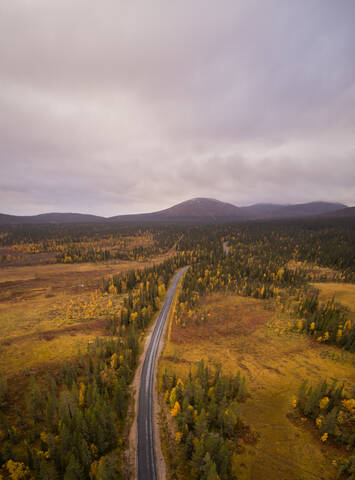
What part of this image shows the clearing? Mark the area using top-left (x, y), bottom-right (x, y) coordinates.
top-left (0, 253), bottom-right (172, 376)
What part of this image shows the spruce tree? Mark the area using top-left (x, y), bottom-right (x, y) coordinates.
top-left (64, 454), bottom-right (85, 480)
top-left (39, 459), bottom-right (59, 480)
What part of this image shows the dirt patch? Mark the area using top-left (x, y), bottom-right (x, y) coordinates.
top-left (171, 293), bottom-right (274, 344)
top-left (162, 356), bottom-right (191, 364)
top-left (0, 319), bottom-right (104, 347)
top-left (0, 248), bottom-right (56, 267)
top-left (0, 285), bottom-right (47, 303)
top-left (262, 364), bottom-right (284, 375)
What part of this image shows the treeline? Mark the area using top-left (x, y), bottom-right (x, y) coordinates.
top-left (0, 224), bottom-right (181, 264)
top-left (174, 223), bottom-right (354, 346)
top-left (161, 360), bottom-right (248, 480)
top-left (0, 254), bottom-right (185, 479)
top-left (55, 244), bottom-right (133, 264)
top-left (1, 219), bottom-right (354, 274)
top-left (0, 223), bottom-right (176, 246)
top-left (55, 229), bottom-right (178, 264)
top-left (176, 227), bottom-right (307, 322)
top-left (294, 379), bottom-right (355, 479)
top-left (224, 220), bottom-right (355, 280)
top-left (176, 220), bottom-right (355, 281)
top-left (294, 292), bottom-right (355, 352)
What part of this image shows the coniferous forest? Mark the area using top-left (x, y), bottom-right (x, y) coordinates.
top-left (0, 218), bottom-right (354, 479)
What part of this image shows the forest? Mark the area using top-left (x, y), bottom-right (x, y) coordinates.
top-left (0, 217), bottom-right (354, 479)
top-left (161, 361), bottom-right (248, 479)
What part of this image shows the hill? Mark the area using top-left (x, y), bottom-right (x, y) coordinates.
top-left (156, 197), bottom-right (244, 217)
top-left (0, 212), bottom-right (106, 225)
top-left (240, 203), bottom-right (285, 219)
top-left (319, 206), bottom-right (355, 218)
top-left (0, 199), bottom-right (351, 225)
top-left (241, 201), bottom-right (347, 219)
top-left (109, 197), bottom-right (246, 223)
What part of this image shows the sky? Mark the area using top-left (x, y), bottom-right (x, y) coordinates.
top-left (1, 0), bottom-right (354, 216)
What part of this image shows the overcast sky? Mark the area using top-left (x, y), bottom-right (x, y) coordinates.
top-left (1, 1), bottom-right (354, 216)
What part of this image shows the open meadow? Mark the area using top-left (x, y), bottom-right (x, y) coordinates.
top-left (313, 282), bottom-right (355, 320)
top-left (0, 224), bottom-right (180, 377)
top-left (0, 252), bottom-right (176, 376)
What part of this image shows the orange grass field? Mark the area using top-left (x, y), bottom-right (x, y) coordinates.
top-left (0, 252), bottom-right (172, 376)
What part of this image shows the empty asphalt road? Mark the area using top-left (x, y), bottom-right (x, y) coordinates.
top-left (137, 267), bottom-right (189, 480)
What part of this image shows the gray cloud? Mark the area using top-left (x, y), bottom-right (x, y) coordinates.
top-left (0, 0), bottom-right (354, 215)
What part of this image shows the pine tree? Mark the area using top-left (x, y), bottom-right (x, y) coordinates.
top-left (59, 390), bottom-right (77, 422)
top-left (95, 452), bottom-right (122, 480)
top-left (195, 409), bottom-right (208, 437)
top-left (45, 392), bottom-right (58, 432)
top-left (0, 376), bottom-right (8, 409)
top-left (320, 407), bottom-right (339, 436)
top-left (191, 439), bottom-right (205, 479)
top-left (59, 423), bottom-right (72, 468)
top-left (39, 459), bottom-right (59, 480)
top-left (113, 377), bottom-right (128, 419)
top-left (203, 454), bottom-right (220, 480)
top-left (25, 378), bottom-right (45, 421)
top-left (64, 454), bottom-right (85, 480)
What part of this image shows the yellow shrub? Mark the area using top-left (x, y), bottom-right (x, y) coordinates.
top-left (319, 397), bottom-right (329, 410)
top-left (6, 460), bottom-right (30, 480)
top-left (171, 401), bottom-right (181, 417)
top-left (342, 398), bottom-right (355, 415)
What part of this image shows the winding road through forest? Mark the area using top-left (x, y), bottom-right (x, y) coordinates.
top-left (137, 266), bottom-right (189, 480)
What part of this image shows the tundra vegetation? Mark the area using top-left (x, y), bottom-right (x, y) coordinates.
top-left (0, 219), bottom-right (354, 479)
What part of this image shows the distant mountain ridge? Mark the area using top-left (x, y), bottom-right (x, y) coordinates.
top-left (0, 212), bottom-right (106, 225)
top-left (318, 206), bottom-right (355, 218)
top-left (0, 198), bottom-right (352, 225)
top-left (241, 201), bottom-right (347, 219)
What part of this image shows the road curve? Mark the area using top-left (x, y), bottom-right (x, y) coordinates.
top-left (137, 266), bottom-right (189, 480)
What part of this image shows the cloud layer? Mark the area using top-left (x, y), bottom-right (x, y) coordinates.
top-left (1, 0), bottom-right (354, 215)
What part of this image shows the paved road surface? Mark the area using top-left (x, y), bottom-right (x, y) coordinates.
top-left (137, 267), bottom-right (189, 480)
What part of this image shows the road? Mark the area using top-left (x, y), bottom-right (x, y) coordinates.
top-left (137, 266), bottom-right (189, 480)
